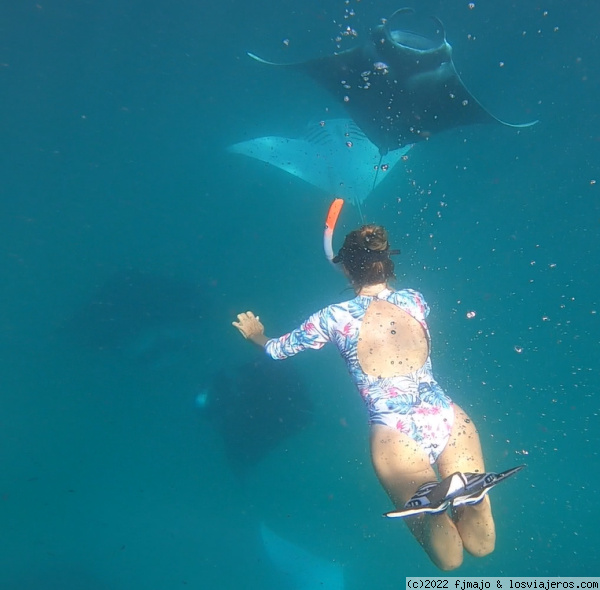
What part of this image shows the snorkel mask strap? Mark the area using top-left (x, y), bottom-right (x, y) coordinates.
top-left (323, 198), bottom-right (344, 266)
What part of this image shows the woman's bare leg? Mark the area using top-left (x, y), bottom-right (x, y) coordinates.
top-left (436, 404), bottom-right (496, 557)
top-left (370, 425), bottom-right (464, 571)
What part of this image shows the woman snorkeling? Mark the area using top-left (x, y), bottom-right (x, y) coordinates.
top-left (232, 219), bottom-right (522, 570)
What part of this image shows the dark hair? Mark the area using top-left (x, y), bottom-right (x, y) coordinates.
top-left (333, 224), bottom-right (399, 289)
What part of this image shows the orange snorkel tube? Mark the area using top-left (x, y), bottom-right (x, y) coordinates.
top-left (324, 198), bottom-right (344, 265)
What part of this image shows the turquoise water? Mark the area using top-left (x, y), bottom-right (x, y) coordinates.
top-left (1, 0), bottom-right (599, 587)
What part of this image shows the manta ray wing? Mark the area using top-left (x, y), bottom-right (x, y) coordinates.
top-left (228, 119), bottom-right (411, 205)
top-left (261, 523), bottom-right (344, 590)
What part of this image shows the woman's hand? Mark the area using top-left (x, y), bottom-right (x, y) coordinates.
top-left (232, 311), bottom-right (268, 346)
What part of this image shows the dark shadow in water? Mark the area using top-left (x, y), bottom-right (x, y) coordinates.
top-left (200, 355), bottom-right (314, 476)
top-left (62, 270), bottom-right (211, 370)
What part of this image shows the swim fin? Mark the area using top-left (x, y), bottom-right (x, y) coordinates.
top-left (451, 465), bottom-right (526, 507)
top-left (383, 465), bottom-right (525, 519)
top-left (384, 472), bottom-right (468, 519)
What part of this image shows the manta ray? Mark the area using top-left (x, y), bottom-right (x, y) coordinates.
top-left (248, 8), bottom-right (537, 155)
top-left (228, 118), bottom-right (412, 209)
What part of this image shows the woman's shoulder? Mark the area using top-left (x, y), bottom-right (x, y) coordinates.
top-left (328, 289), bottom-right (426, 309)
top-left (387, 288), bottom-right (430, 316)
top-left (319, 296), bottom-right (369, 320)
top-left (328, 296), bottom-right (366, 313)
top-left (389, 287), bottom-right (427, 302)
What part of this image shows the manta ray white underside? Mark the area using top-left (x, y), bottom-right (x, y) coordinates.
top-left (261, 523), bottom-right (344, 589)
top-left (228, 119), bottom-right (412, 206)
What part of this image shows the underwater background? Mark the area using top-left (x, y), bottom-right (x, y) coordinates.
top-left (1, 0), bottom-right (599, 587)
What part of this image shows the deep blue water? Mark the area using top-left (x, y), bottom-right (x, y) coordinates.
top-left (1, 0), bottom-right (599, 587)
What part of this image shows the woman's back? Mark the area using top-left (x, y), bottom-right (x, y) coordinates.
top-left (356, 292), bottom-right (429, 378)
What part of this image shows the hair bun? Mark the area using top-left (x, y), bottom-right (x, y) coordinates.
top-left (335, 224), bottom-right (397, 288)
top-left (361, 225), bottom-right (388, 252)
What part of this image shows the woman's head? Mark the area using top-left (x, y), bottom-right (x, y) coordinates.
top-left (333, 224), bottom-right (399, 289)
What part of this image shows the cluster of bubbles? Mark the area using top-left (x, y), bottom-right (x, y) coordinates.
top-left (333, 0), bottom-right (360, 49)
top-left (337, 61), bottom-right (390, 99)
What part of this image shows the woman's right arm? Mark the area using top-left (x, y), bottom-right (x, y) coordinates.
top-left (234, 307), bottom-right (333, 359)
top-left (232, 311), bottom-right (269, 347)
top-left (263, 308), bottom-right (332, 360)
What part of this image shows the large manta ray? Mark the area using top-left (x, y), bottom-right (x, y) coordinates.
top-left (249, 8), bottom-right (537, 155)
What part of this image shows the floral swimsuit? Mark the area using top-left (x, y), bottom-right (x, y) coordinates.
top-left (264, 288), bottom-right (454, 463)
